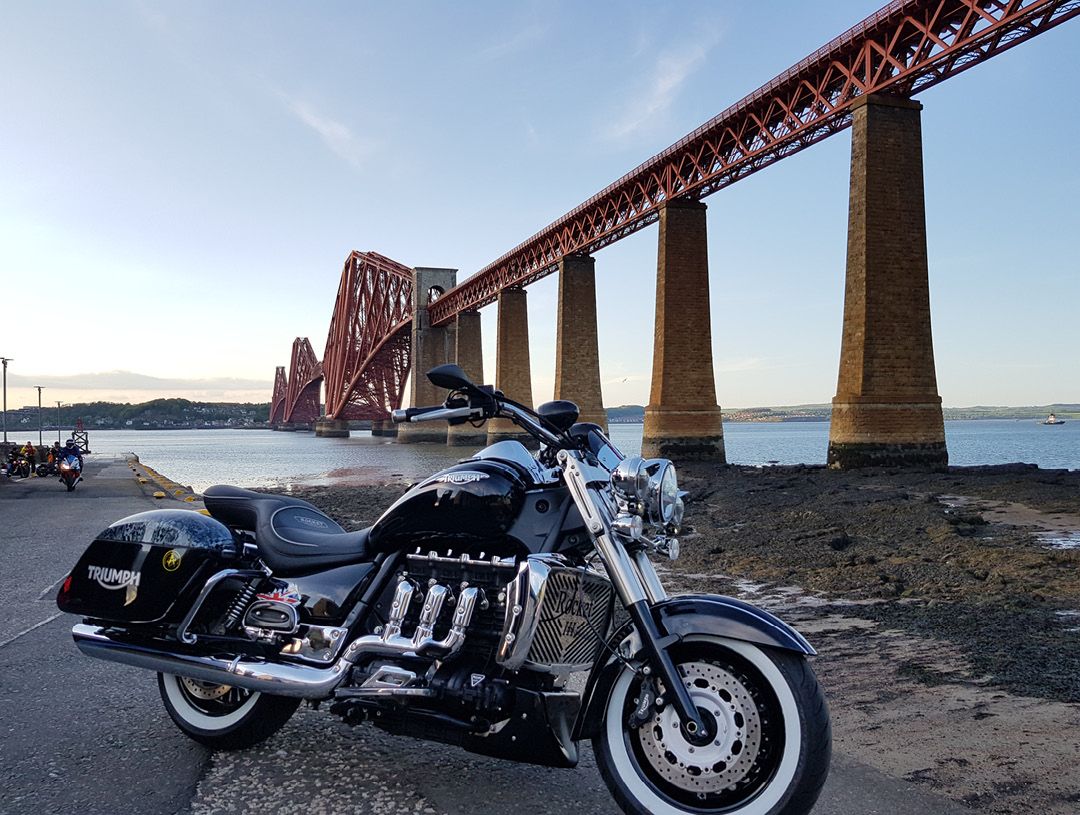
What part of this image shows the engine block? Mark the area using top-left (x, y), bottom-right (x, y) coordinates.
top-left (396, 550), bottom-right (518, 662)
top-left (391, 550), bottom-right (615, 676)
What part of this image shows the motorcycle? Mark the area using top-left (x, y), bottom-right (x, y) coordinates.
top-left (59, 454), bottom-right (82, 491)
top-left (56, 364), bottom-right (830, 815)
top-left (37, 459), bottom-right (58, 478)
top-left (12, 455), bottom-right (32, 479)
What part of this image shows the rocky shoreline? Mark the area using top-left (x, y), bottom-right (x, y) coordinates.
top-left (285, 462), bottom-right (1080, 813)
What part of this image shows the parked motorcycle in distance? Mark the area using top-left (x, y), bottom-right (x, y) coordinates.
top-left (12, 455), bottom-right (32, 479)
top-left (36, 460), bottom-right (58, 478)
top-left (57, 364), bottom-right (831, 815)
top-left (59, 455), bottom-right (82, 491)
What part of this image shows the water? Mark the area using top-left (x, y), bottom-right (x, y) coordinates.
top-left (719, 418), bottom-right (1080, 471)
top-left (82, 419), bottom-right (1078, 493)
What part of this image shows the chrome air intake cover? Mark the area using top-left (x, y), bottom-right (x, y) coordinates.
top-left (497, 555), bottom-right (614, 674)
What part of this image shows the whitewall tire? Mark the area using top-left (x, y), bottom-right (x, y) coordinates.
top-left (158, 672), bottom-right (300, 750)
top-left (593, 636), bottom-right (830, 815)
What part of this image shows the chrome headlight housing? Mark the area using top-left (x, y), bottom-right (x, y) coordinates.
top-left (611, 457), bottom-right (681, 528)
top-left (645, 460), bottom-right (679, 526)
top-left (611, 456), bottom-right (648, 502)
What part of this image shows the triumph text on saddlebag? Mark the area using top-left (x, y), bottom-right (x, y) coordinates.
top-left (57, 509), bottom-right (236, 624)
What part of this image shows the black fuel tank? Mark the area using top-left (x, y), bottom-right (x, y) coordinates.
top-left (369, 459), bottom-right (527, 553)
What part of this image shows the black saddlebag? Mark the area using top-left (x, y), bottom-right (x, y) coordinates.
top-left (57, 509), bottom-right (236, 624)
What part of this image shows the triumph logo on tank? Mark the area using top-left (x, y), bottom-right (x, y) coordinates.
top-left (86, 565), bottom-right (142, 591)
top-left (433, 472), bottom-right (489, 485)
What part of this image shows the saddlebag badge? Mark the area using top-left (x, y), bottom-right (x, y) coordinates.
top-left (86, 565), bottom-right (141, 591)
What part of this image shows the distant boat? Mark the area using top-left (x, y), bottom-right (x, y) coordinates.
top-left (1042, 413), bottom-right (1066, 425)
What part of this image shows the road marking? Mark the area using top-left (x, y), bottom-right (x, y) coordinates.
top-left (0, 612), bottom-right (63, 649)
top-left (38, 574), bottom-right (68, 599)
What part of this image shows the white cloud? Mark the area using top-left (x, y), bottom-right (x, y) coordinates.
top-left (477, 23), bottom-right (548, 61)
top-left (278, 93), bottom-right (376, 170)
top-left (603, 33), bottom-right (720, 142)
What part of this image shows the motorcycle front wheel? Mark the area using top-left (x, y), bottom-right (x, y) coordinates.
top-left (158, 672), bottom-right (300, 750)
top-left (594, 636), bottom-right (830, 815)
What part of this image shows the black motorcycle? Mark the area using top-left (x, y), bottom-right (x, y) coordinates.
top-left (57, 365), bottom-right (830, 815)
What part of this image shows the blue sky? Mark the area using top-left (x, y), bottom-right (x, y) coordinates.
top-left (2, 1), bottom-right (1078, 410)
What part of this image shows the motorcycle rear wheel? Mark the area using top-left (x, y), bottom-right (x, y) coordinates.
top-left (158, 672), bottom-right (300, 750)
top-left (593, 636), bottom-right (830, 815)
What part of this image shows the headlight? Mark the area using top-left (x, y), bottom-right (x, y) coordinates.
top-left (646, 461), bottom-right (679, 525)
top-left (611, 457), bottom-right (679, 527)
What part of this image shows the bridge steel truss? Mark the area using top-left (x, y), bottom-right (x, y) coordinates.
top-left (269, 366), bottom-right (288, 425)
top-left (322, 251), bottom-right (415, 421)
top-left (283, 338), bottom-right (323, 425)
top-left (428, 0), bottom-right (1080, 325)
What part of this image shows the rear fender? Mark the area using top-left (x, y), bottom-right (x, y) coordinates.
top-left (573, 593), bottom-right (814, 740)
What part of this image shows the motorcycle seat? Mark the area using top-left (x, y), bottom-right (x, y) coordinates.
top-left (202, 485), bottom-right (372, 575)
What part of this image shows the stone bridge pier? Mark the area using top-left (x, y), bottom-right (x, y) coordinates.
top-left (448, 310), bottom-right (486, 446)
top-left (487, 287), bottom-right (535, 445)
top-left (642, 200), bottom-right (726, 461)
top-left (398, 267), bottom-right (458, 444)
top-left (554, 254), bottom-right (607, 431)
top-left (828, 95), bottom-right (947, 468)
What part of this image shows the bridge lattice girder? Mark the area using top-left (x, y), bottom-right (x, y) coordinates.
top-left (269, 366), bottom-right (288, 425)
top-left (428, 0), bottom-right (1080, 325)
top-left (283, 337), bottom-right (323, 424)
top-left (322, 251), bottom-right (414, 421)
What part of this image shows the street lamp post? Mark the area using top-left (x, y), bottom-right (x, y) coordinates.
top-left (1, 356), bottom-right (10, 445)
top-left (36, 386), bottom-right (44, 449)
top-left (56, 401), bottom-right (63, 445)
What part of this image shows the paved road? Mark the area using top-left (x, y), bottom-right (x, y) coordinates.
top-left (0, 459), bottom-right (968, 815)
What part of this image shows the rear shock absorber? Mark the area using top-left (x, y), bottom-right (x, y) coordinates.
top-left (223, 580), bottom-right (260, 631)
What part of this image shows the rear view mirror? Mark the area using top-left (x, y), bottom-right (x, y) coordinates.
top-left (427, 364), bottom-right (476, 393)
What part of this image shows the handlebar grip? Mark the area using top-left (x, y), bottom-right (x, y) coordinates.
top-left (391, 406), bottom-right (445, 424)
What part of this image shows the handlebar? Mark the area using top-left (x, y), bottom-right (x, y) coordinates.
top-left (391, 398), bottom-right (563, 449)
top-left (391, 405), bottom-right (483, 424)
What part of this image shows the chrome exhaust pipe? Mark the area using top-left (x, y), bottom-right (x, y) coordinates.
top-left (72, 624), bottom-right (348, 698)
top-left (70, 584), bottom-right (482, 700)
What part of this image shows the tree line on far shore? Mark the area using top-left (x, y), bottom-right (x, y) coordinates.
top-left (6, 399), bottom-right (270, 430)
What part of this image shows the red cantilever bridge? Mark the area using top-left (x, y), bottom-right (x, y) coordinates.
top-left (272, 0), bottom-right (1078, 459)
top-left (272, 252), bottom-right (413, 427)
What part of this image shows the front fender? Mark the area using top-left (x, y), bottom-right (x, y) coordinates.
top-left (573, 593), bottom-right (814, 740)
top-left (656, 594), bottom-right (815, 656)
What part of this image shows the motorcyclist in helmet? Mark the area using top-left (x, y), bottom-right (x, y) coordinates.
top-left (62, 438), bottom-right (84, 471)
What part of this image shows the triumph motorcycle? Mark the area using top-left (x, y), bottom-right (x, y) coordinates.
top-left (57, 364), bottom-right (830, 815)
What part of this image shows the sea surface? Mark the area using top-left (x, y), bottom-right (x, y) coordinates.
top-left (80, 419), bottom-right (1079, 494)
